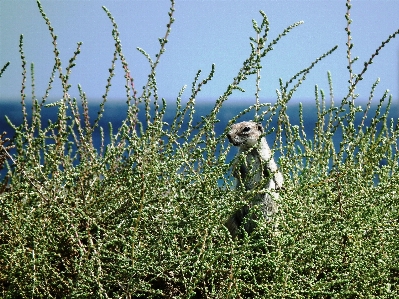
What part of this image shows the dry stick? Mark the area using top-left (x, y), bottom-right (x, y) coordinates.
top-left (345, 0), bottom-right (355, 102)
top-left (1, 145), bottom-right (50, 202)
top-left (140, 0), bottom-right (175, 99)
top-left (255, 30), bottom-right (261, 122)
top-left (0, 61), bottom-right (10, 78)
top-left (2, 144), bottom-right (89, 258)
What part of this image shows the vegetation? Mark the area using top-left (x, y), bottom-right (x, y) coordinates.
top-left (1, 0), bottom-right (398, 297)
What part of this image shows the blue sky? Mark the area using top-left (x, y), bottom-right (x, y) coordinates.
top-left (1, 0), bottom-right (398, 107)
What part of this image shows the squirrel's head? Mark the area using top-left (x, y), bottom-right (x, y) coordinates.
top-left (227, 121), bottom-right (263, 149)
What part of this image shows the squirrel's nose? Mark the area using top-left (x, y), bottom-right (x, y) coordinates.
top-left (227, 133), bottom-right (233, 143)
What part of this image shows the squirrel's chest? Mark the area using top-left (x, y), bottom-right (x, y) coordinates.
top-left (237, 150), bottom-right (264, 189)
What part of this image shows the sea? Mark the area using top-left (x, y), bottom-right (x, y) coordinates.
top-left (0, 98), bottom-right (397, 179)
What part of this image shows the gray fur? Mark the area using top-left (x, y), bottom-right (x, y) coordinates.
top-left (226, 121), bottom-right (283, 237)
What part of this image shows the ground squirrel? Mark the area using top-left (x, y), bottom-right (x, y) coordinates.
top-left (226, 121), bottom-right (283, 237)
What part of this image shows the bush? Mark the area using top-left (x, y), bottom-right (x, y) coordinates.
top-left (1, 0), bottom-right (398, 297)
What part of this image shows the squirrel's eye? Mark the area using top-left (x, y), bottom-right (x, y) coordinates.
top-left (242, 127), bottom-right (251, 133)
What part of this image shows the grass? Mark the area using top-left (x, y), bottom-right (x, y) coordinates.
top-left (0, 0), bottom-right (398, 297)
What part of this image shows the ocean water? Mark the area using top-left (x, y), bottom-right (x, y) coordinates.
top-left (0, 98), bottom-right (396, 178)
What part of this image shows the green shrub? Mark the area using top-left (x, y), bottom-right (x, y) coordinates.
top-left (1, 0), bottom-right (398, 297)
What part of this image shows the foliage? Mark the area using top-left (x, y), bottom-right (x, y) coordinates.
top-left (1, 0), bottom-right (398, 297)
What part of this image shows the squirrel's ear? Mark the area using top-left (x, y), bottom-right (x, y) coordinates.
top-left (256, 123), bottom-right (264, 133)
